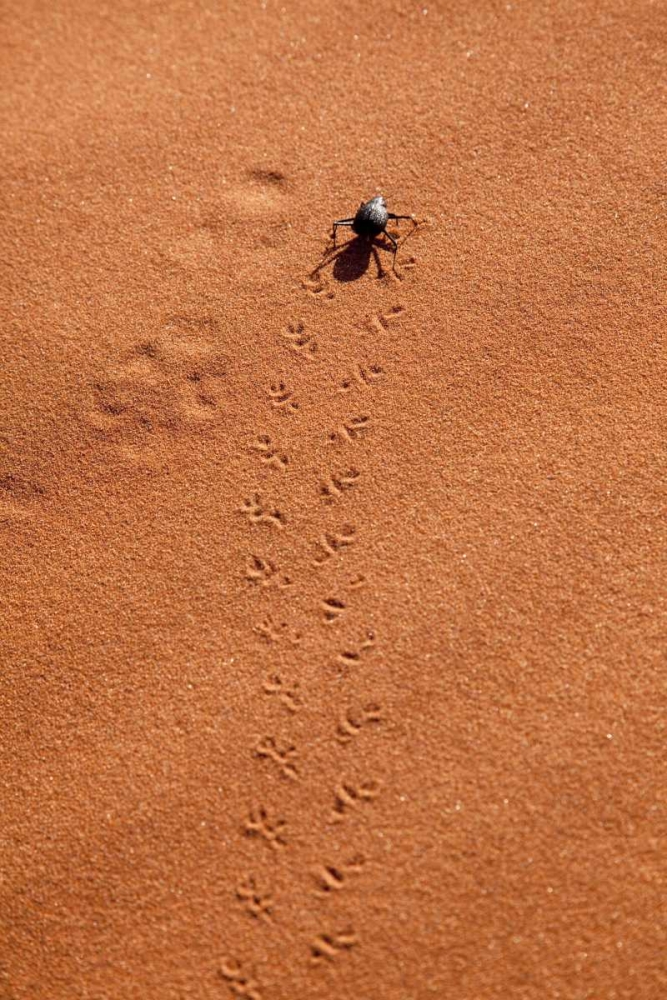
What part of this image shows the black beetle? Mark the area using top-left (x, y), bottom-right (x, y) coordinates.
top-left (332, 195), bottom-right (413, 265)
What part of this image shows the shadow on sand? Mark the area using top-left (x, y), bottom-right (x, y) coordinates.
top-left (307, 220), bottom-right (419, 285)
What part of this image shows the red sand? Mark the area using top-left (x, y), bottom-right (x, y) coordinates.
top-left (1, 2), bottom-right (666, 998)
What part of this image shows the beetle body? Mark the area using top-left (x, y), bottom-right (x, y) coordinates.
top-left (331, 194), bottom-right (414, 268)
top-left (352, 196), bottom-right (389, 238)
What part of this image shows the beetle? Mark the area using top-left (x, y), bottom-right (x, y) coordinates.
top-left (332, 195), bottom-right (413, 265)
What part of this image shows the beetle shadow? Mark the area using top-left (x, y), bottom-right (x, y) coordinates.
top-left (309, 219), bottom-right (419, 284)
top-left (334, 237), bottom-right (387, 282)
top-left (310, 236), bottom-right (391, 284)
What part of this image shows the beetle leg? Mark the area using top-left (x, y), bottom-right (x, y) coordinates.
top-left (381, 230), bottom-right (399, 268)
top-left (332, 220), bottom-right (354, 246)
top-left (386, 213), bottom-right (413, 222)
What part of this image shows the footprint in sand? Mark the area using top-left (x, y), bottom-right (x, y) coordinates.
top-left (85, 315), bottom-right (228, 456)
top-left (0, 474), bottom-right (46, 524)
top-left (199, 167), bottom-right (291, 251)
